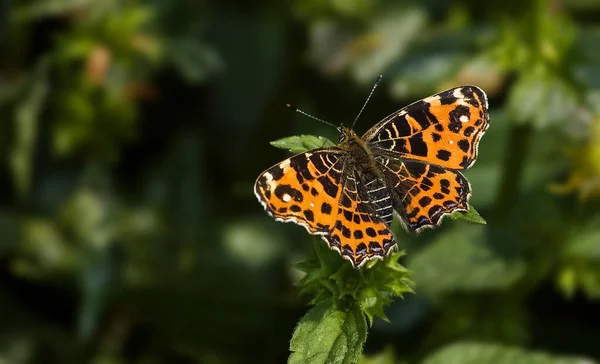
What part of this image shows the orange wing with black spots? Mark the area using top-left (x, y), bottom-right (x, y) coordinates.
top-left (379, 159), bottom-right (471, 232)
top-left (324, 171), bottom-right (397, 267)
top-left (254, 148), bottom-right (346, 235)
top-left (365, 86), bottom-right (489, 170)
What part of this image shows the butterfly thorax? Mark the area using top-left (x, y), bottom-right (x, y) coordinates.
top-left (339, 127), bottom-right (382, 178)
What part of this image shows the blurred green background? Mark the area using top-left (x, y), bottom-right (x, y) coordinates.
top-left (2, 0), bottom-right (600, 363)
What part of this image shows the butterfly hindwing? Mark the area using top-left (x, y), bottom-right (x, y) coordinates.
top-left (254, 148), bottom-right (345, 235)
top-left (380, 159), bottom-right (471, 232)
top-left (364, 86), bottom-right (489, 170)
top-left (324, 170), bottom-right (397, 267)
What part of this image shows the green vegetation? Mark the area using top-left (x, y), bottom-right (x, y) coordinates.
top-left (1, 0), bottom-right (600, 363)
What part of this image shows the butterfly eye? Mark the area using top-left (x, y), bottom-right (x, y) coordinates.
top-left (339, 126), bottom-right (350, 142)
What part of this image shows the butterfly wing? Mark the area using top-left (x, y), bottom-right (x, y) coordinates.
top-left (379, 158), bottom-right (471, 232)
top-left (364, 86), bottom-right (489, 170)
top-left (324, 170), bottom-right (397, 267)
top-left (254, 148), bottom-right (347, 235)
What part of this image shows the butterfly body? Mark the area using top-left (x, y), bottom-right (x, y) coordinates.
top-left (255, 86), bottom-right (489, 268)
top-left (339, 127), bottom-right (381, 177)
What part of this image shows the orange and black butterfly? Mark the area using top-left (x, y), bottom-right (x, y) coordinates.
top-left (255, 82), bottom-right (489, 268)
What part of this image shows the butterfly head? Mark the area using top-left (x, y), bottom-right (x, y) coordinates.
top-left (339, 126), bottom-right (357, 143)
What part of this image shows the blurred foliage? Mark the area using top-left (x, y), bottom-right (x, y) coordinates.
top-left (1, 0), bottom-right (600, 363)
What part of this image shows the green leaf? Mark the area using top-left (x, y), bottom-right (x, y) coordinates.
top-left (423, 341), bottom-right (596, 364)
top-left (358, 286), bottom-right (390, 324)
top-left (270, 135), bottom-right (336, 154)
top-left (448, 204), bottom-right (487, 225)
top-left (289, 300), bottom-right (367, 364)
top-left (296, 242), bottom-right (412, 323)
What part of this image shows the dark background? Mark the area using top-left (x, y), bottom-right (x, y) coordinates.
top-left (1, 0), bottom-right (600, 363)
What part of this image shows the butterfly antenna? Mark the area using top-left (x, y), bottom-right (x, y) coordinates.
top-left (286, 104), bottom-right (340, 131)
top-left (351, 74), bottom-right (383, 129)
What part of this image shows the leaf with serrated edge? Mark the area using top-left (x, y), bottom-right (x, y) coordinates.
top-left (448, 204), bottom-right (487, 224)
top-left (289, 300), bottom-right (367, 364)
top-left (270, 135), bottom-right (336, 154)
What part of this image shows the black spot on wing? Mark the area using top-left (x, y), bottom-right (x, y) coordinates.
top-left (464, 126), bottom-right (475, 137)
top-left (408, 134), bottom-right (427, 157)
top-left (462, 87), bottom-right (481, 107)
top-left (341, 194), bottom-right (352, 208)
top-left (419, 196), bottom-right (432, 207)
top-left (308, 153), bottom-right (328, 174)
top-left (317, 175), bottom-right (339, 198)
top-left (440, 179), bottom-right (451, 194)
top-left (290, 156), bottom-right (313, 181)
top-left (420, 177), bottom-right (433, 191)
top-left (303, 210), bottom-right (314, 222)
top-left (343, 210), bottom-right (353, 222)
top-left (436, 149), bottom-right (451, 161)
top-left (274, 184), bottom-right (303, 202)
top-left (406, 207), bottom-right (419, 219)
top-left (341, 225), bottom-right (351, 239)
top-left (439, 90), bottom-right (458, 105)
top-left (449, 105), bottom-right (470, 133)
top-left (443, 200), bottom-right (458, 209)
top-left (428, 164), bottom-right (445, 174)
top-left (457, 139), bottom-right (470, 153)
top-left (366, 227), bottom-right (377, 237)
top-left (389, 115), bottom-right (412, 137)
top-left (405, 161), bottom-right (426, 176)
top-left (269, 165), bottom-right (285, 180)
top-left (407, 100), bottom-right (432, 129)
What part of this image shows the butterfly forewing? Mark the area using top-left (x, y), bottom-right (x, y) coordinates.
top-left (365, 86), bottom-right (489, 170)
top-left (254, 148), bottom-right (345, 234)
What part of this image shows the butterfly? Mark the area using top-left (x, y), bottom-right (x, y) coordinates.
top-left (254, 83), bottom-right (489, 268)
